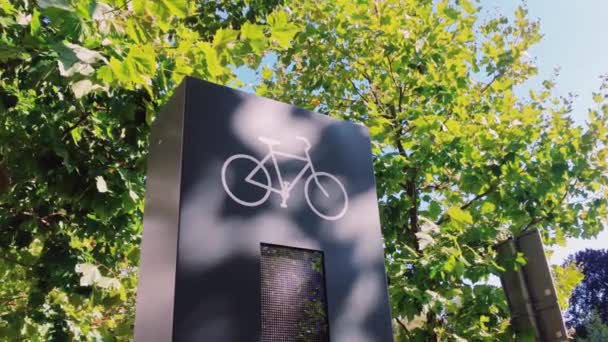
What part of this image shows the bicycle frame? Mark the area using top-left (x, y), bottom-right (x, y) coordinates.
top-left (244, 144), bottom-right (320, 198)
top-left (221, 137), bottom-right (347, 219)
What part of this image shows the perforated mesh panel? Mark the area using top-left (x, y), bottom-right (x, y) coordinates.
top-left (260, 244), bottom-right (330, 342)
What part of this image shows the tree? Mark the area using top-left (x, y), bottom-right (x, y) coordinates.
top-left (566, 249), bottom-right (608, 338)
top-left (0, 0), bottom-right (298, 339)
top-left (577, 311), bottom-right (608, 342)
top-left (260, 0), bottom-right (608, 340)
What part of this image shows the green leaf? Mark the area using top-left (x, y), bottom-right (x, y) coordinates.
top-left (0, 0), bottom-right (17, 15)
top-left (0, 16), bottom-right (15, 27)
top-left (125, 19), bottom-right (150, 43)
top-left (96, 64), bottom-right (113, 84)
top-left (132, 0), bottom-right (146, 15)
top-left (479, 315), bottom-right (490, 330)
top-left (144, 100), bottom-right (155, 126)
top-left (515, 6), bottom-right (527, 22)
top-left (480, 202), bottom-right (496, 214)
top-left (213, 28), bottom-right (239, 52)
top-left (0, 45), bottom-right (24, 61)
top-left (261, 66), bottom-right (273, 80)
top-left (129, 45), bottom-right (156, 76)
top-left (159, 0), bottom-right (188, 18)
top-left (552, 263), bottom-right (583, 310)
top-left (242, 22), bottom-right (266, 53)
top-left (109, 57), bottom-right (133, 83)
top-left (138, 0), bottom-right (188, 30)
top-left (593, 92), bottom-right (603, 104)
top-left (70, 126), bottom-right (82, 143)
top-left (429, 201), bottom-right (442, 220)
top-left (515, 252), bottom-right (527, 266)
top-left (200, 42), bottom-right (223, 77)
top-left (30, 9), bottom-right (41, 36)
top-left (445, 119), bottom-right (462, 135)
top-left (460, 0), bottom-right (476, 15)
top-left (74, 0), bottom-right (96, 20)
top-left (109, 45), bottom-right (156, 86)
top-left (267, 10), bottom-right (299, 49)
top-left (172, 55), bottom-right (193, 84)
top-left (447, 206), bottom-right (473, 225)
top-left (443, 255), bottom-right (457, 273)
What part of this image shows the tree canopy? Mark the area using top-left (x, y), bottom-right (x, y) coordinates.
top-left (0, 0), bottom-right (296, 339)
top-left (1, 0), bottom-right (607, 340)
top-left (260, 0), bottom-right (608, 340)
top-left (576, 311), bottom-right (608, 342)
top-left (565, 249), bottom-right (608, 338)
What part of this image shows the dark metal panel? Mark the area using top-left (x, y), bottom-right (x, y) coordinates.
top-left (172, 77), bottom-right (393, 342)
top-left (516, 229), bottom-right (568, 342)
top-left (134, 83), bottom-right (186, 342)
top-left (495, 239), bottom-right (540, 340)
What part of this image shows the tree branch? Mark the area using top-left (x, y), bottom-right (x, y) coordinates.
top-left (395, 317), bottom-right (408, 332)
top-left (480, 71), bottom-right (504, 94)
top-left (436, 186), bottom-right (496, 225)
top-left (522, 216), bottom-right (544, 231)
top-left (62, 112), bottom-right (92, 140)
top-left (348, 79), bottom-right (372, 105)
top-left (397, 85), bottom-right (404, 113)
top-left (102, 0), bottom-right (131, 15)
top-left (359, 70), bottom-right (385, 109)
top-left (391, 107), bottom-right (420, 247)
top-left (419, 182), bottom-right (450, 191)
top-left (21, 211), bottom-right (52, 228)
top-left (461, 187), bottom-right (494, 211)
top-left (406, 174), bottom-right (419, 239)
top-left (522, 180), bottom-right (577, 231)
top-left (386, 55), bottom-right (402, 96)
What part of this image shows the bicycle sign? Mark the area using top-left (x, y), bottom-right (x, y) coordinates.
top-left (221, 136), bottom-right (349, 220)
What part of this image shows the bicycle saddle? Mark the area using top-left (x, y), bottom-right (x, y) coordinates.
top-left (258, 137), bottom-right (281, 145)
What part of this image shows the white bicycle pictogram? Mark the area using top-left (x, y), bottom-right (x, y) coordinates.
top-left (221, 136), bottom-right (349, 220)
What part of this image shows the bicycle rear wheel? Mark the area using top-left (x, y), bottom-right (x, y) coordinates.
top-left (221, 154), bottom-right (271, 207)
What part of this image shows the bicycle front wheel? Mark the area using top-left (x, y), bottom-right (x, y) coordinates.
top-left (305, 172), bottom-right (348, 220)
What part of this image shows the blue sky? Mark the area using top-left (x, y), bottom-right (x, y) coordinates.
top-left (481, 1), bottom-right (608, 124)
top-left (479, 1), bottom-right (608, 264)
